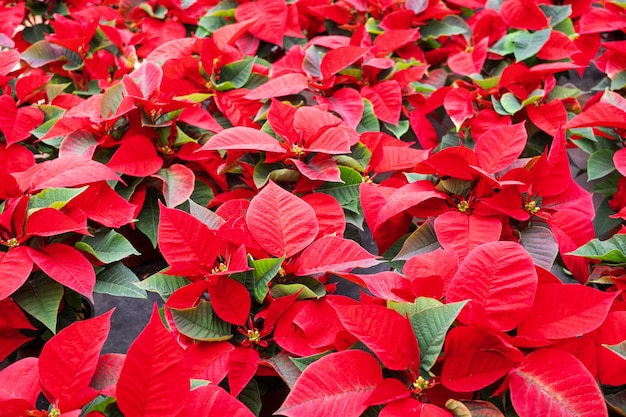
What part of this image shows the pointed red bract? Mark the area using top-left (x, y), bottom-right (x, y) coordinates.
top-left (0, 247), bottom-right (33, 300)
top-left (24, 208), bottom-right (89, 238)
top-left (517, 283), bottom-right (619, 341)
top-left (526, 100), bottom-right (567, 136)
top-left (15, 157), bottom-right (122, 192)
top-left (158, 203), bottom-right (220, 275)
top-left (296, 235), bottom-right (380, 276)
top-left (176, 385), bottom-right (255, 417)
top-left (301, 193), bottom-right (345, 238)
top-left (380, 399), bottom-right (453, 417)
top-left (117, 304), bottom-right (190, 417)
top-left (434, 212), bottom-right (502, 262)
top-left (206, 277), bottom-right (251, 326)
top-left (446, 241), bottom-right (538, 332)
top-left (318, 88), bottom-right (364, 129)
top-left (614, 147), bottom-right (626, 177)
top-left (27, 244), bottom-right (96, 302)
top-left (235, 0), bottom-right (287, 44)
top-left (335, 271), bottom-right (413, 302)
top-left (320, 46), bottom-right (370, 80)
top-left (361, 80), bottom-right (402, 125)
top-left (276, 350), bottom-right (383, 417)
top-left (500, 0), bottom-right (548, 30)
top-left (198, 127), bottom-right (285, 153)
top-left (509, 349), bottom-right (608, 417)
top-left (246, 181), bottom-right (318, 257)
top-left (444, 88), bottom-right (473, 129)
top-left (292, 153), bottom-right (342, 182)
top-left (245, 73), bottom-right (309, 100)
top-left (0, 95), bottom-right (43, 146)
top-left (442, 326), bottom-right (523, 392)
top-left (107, 135), bottom-right (163, 176)
top-left (39, 310), bottom-right (113, 411)
top-left (474, 123), bottom-right (527, 173)
top-left (91, 353), bottom-right (125, 398)
top-left (332, 303), bottom-right (420, 370)
top-left (228, 347), bottom-right (259, 397)
top-left (151, 164), bottom-right (195, 208)
top-left (65, 181), bottom-right (136, 228)
top-left (0, 357), bottom-right (40, 404)
top-left (564, 102), bottom-right (626, 130)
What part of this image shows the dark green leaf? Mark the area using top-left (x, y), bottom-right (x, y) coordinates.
top-left (420, 15), bottom-right (471, 40)
top-left (170, 300), bottom-right (232, 341)
top-left (216, 58), bottom-right (256, 91)
top-left (270, 277), bottom-right (326, 299)
top-left (538, 4), bottom-right (572, 27)
top-left (569, 234), bottom-right (626, 262)
top-left (13, 273), bottom-right (63, 333)
top-left (512, 29), bottom-right (551, 62)
top-left (250, 256), bottom-right (284, 303)
top-left (587, 149), bottom-right (616, 180)
top-left (76, 230), bottom-right (140, 264)
top-left (290, 352), bottom-right (332, 371)
top-left (137, 190), bottom-right (160, 248)
top-left (135, 273), bottom-right (190, 300)
top-left (29, 187), bottom-right (87, 210)
top-left (357, 99), bottom-right (380, 133)
top-left (95, 263), bottom-right (147, 299)
top-left (22, 41), bottom-right (66, 68)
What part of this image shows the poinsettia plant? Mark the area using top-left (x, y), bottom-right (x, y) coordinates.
top-left (1, 0), bottom-right (626, 416)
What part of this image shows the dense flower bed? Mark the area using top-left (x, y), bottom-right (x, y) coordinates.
top-left (0, 0), bottom-right (626, 416)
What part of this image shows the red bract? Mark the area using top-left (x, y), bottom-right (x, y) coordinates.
top-left (509, 349), bottom-right (608, 417)
top-left (276, 350), bottom-right (383, 417)
top-left (1, 1), bottom-right (625, 415)
top-left (117, 304), bottom-right (190, 417)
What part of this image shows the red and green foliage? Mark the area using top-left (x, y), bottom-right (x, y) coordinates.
top-left (1, 0), bottom-right (626, 416)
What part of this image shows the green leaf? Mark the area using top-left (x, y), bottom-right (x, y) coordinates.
top-left (604, 341), bottom-right (626, 360)
top-left (270, 277), bottom-right (326, 299)
top-left (29, 187), bottom-right (87, 210)
top-left (215, 57), bottom-right (256, 91)
top-left (408, 298), bottom-right (469, 373)
top-left (137, 190), bottom-right (160, 248)
top-left (13, 273), bottom-right (63, 333)
top-left (197, 15), bottom-right (228, 37)
top-left (290, 352), bottom-right (332, 371)
top-left (499, 92), bottom-right (522, 115)
top-left (250, 256), bottom-right (284, 303)
top-left (95, 263), bottom-right (147, 299)
top-left (318, 166), bottom-right (363, 213)
top-left (384, 120), bottom-right (410, 138)
top-left (512, 29), bottom-right (551, 62)
top-left (22, 23), bottom-right (51, 44)
top-left (237, 379), bottom-right (262, 416)
top-left (538, 4), bottom-right (572, 27)
top-left (568, 234), bottom-right (626, 262)
top-left (587, 149), bottom-right (616, 181)
top-left (357, 99), bottom-right (380, 133)
top-left (612, 71), bottom-right (626, 91)
top-left (489, 34), bottom-right (516, 57)
top-left (521, 89), bottom-right (544, 107)
top-left (190, 180), bottom-right (215, 207)
top-left (21, 40), bottom-right (66, 68)
top-left (253, 163), bottom-right (300, 189)
top-left (594, 198), bottom-right (622, 238)
top-left (135, 273), bottom-right (190, 301)
top-left (170, 300), bottom-right (232, 341)
top-left (101, 78), bottom-right (128, 118)
top-left (76, 230), bottom-right (140, 264)
top-left (393, 220), bottom-right (439, 261)
top-left (548, 85), bottom-right (580, 100)
top-left (420, 15), bottom-right (471, 40)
